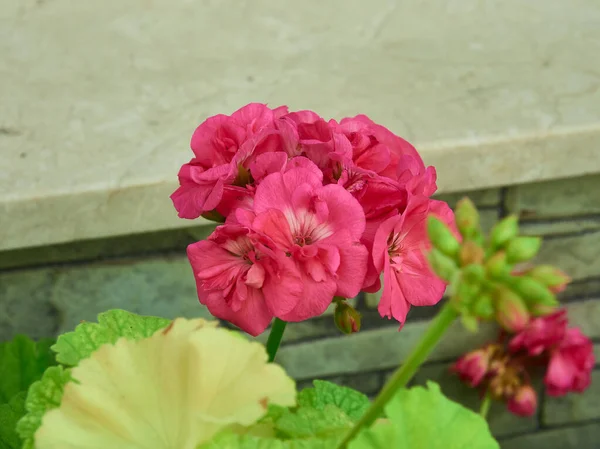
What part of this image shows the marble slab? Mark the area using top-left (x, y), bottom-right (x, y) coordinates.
top-left (1, 0), bottom-right (600, 251)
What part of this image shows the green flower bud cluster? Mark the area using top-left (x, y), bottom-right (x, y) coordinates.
top-left (426, 198), bottom-right (567, 333)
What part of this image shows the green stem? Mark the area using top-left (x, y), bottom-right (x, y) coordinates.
top-left (266, 318), bottom-right (287, 363)
top-left (479, 391), bottom-right (492, 419)
top-left (337, 302), bottom-right (459, 448)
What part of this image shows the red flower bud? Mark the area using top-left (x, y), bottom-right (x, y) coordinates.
top-left (526, 265), bottom-right (571, 294)
top-left (451, 347), bottom-right (492, 387)
top-left (494, 287), bottom-right (530, 332)
top-left (507, 384), bottom-right (537, 417)
top-left (334, 301), bottom-right (361, 335)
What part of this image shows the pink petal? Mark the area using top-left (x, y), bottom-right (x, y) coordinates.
top-left (378, 257), bottom-right (411, 324)
top-left (245, 263), bottom-right (265, 289)
top-left (204, 287), bottom-right (274, 337)
top-left (317, 184), bottom-right (366, 240)
top-left (253, 168), bottom-right (323, 215)
top-left (261, 254), bottom-right (304, 317)
top-left (252, 209), bottom-right (294, 250)
top-left (372, 214), bottom-right (403, 272)
top-left (278, 274), bottom-right (337, 322)
top-left (399, 251), bottom-right (446, 307)
top-left (334, 241), bottom-right (369, 298)
top-left (248, 152), bottom-right (288, 182)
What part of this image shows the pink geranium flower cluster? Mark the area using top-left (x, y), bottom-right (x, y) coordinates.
top-left (171, 103), bottom-right (454, 336)
top-left (452, 308), bottom-right (595, 417)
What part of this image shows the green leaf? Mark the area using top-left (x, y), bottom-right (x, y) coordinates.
top-left (0, 392), bottom-right (27, 449)
top-left (199, 431), bottom-right (339, 448)
top-left (0, 335), bottom-right (56, 403)
top-left (16, 366), bottom-right (71, 449)
top-left (348, 382), bottom-right (499, 449)
top-left (273, 381), bottom-right (370, 441)
top-left (275, 405), bottom-right (354, 439)
top-left (297, 380), bottom-right (370, 421)
top-left (52, 309), bottom-right (171, 366)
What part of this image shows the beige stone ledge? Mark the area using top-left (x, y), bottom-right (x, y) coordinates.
top-left (2, 0), bottom-right (600, 251)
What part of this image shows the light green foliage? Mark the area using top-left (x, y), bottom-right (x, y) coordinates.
top-left (274, 381), bottom-right (370, 440)
top-left (0, 336), bottom-right (56, 403)
top-left (348, 382), bottom-right (499, 449)
top-left (16, 366), bottom-right (71, 449)
top-left (52, 309), bottom-right (171, 366)
top-left (199, 432), bottom-right (339, 449)
top-left (298, 381), bottom-right (370, 422)
top-left (0, 393), bottom-right (26, 449)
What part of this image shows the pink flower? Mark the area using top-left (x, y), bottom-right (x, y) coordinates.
top-left (545, 327), bottom-right (595, 396)
top-left (337, 115), bottom-right (426, 181)
top-left (509, 309), bottom-right (568, 356)
top-left (507, 384), bottom-right (538, 417)
top-left (284, 110), bottom-right (352, 170)
top-left (452, 347), bottom-right (492, 387)
top-left (372, 196), bottom-right (455, 325)
top-left (187, 225), bottom-right (303, 336)
top-left (247, 167), bottom-right (368, 321)
top-left (171, 103), bottom-right (292, 219)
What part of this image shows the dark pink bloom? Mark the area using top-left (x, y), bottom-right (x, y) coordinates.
top-left (507, 384), bottom-right (538, 417)
top-left (284, 111), bottom-right (352, 171)
top-left (171, 103), bottom-right (292, 219)
top-left (372, 196), bottom-right (455, 325)
top-left (187, 225), bottom-right (303, 336)
top-left (248, 167), bottom-right (368, 321)
top-left (509, 309), bottom-right (568, 356)
top-left (451, 347), bottom-right (492, 387)
top-left (545, 327), bottom-right (595, 396)
top-left (337, 115), bottom-right (425, 181)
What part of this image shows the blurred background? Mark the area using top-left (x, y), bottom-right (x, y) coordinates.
top-left (1, 1), bottom-right (599, 447)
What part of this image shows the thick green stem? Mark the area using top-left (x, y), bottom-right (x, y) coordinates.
top-left (266, 318), bottom-right (287, 363)
top-left (338, 302), bottom-right (459, 448)
top-left (479, 391), bottom-right (492, 419)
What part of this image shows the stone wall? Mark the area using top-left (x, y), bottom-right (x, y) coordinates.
top-left (1, 173), bottom-right (599, 447)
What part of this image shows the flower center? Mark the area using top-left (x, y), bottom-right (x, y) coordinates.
top-left (285, 208), bottom-right (332, 247)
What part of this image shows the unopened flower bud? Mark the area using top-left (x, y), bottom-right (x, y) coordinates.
top-left (334, 301), bottom-right (361, 335)
top-left (529, 303), bottom-right (558, 316)
top-left (451, 347), bottom-right (492, 387)
top-left (485, 251), bottom-right (510, 280)
top-left (459, 240), bottom-right (485, 266)
top-left (490, 215), bottom-right (519, 249)
top-left (472, 293), bottom-right (495, 320)
top-left (494, 286), bottom-right (530, 332)
top-left (452, 276), bottom-right (481, 309)
top-left (462, 263), bottom-right (486, 285)
top-left (505, 236), bottom-right (542, 264)
top-left (427, 216), bottom-right (460, 258)
top-left (455, 197), bottom-right (481, 238)
top-left (526, 265), bottom-right (571, 294)
top-left (507, 384), bottom-right (537, 417)
top-left (427, 248), bottom-right (458, 282)
top-left (508, 276), bottom-right (558, 308)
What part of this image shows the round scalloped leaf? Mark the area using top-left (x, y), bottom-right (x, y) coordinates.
top-left (348, 382), bottom-right (499, 449)
top-left (298, 380), bottom-right (370, 421)
top-left (51, 309), bottom-right (171, 366)
top-left (15, 366), bottom-right (71, 449)
top-left (272, 381), bottom-right (370, 441)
